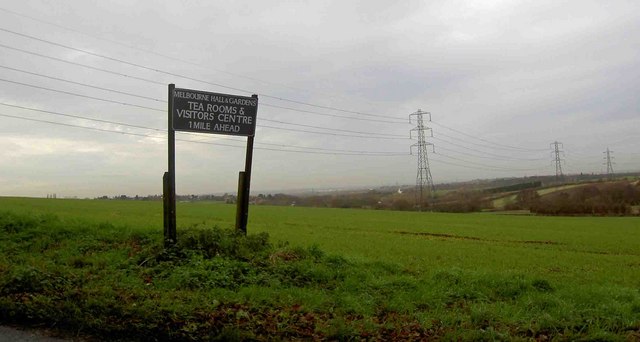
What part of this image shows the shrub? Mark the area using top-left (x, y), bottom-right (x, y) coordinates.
top-left (391, 199), bottom-right (412, 211)
top-left (177, 227), bottom-right (270, 261)
top-left (530, 182), bottom-right (638, 216)
top-left (431, 190), bottom-right (490, 213)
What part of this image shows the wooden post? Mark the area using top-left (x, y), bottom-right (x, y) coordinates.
top-left (236, 171), bottom-right (246, 233)
top-left (165, 84), bottom-right (177, 246)
top-left (163, 172), bottom-right (170, 246)
top-left (238, 137), bottom-right (254, 234)
top-left (238, 94), bottom-right (258, 234)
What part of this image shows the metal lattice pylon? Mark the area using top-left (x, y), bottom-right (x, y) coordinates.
top-left (551, 141), bottom-right (564, 180)
top-left (410, 110), bottom-right (434, 211)
top-left (604, 147), bottom-right (615, 178)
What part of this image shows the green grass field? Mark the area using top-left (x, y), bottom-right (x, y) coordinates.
top-left (1, 197), bottom-right (639, 340)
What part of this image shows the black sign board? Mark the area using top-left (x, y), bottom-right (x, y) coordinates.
top-left (172, 88), bottom-right (258, 136)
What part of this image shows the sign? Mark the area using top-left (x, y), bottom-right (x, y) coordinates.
top-left (164, 84), bottom-right (258, 244)
top-left (172, 88), bottom-right (258, 136)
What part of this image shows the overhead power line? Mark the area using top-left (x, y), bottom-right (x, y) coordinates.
top-left (431, 120), bottom-right (548, 152)
top-left (0, 112), bottom-right (409, 156)
top-left (0, 78), bottom-right (164, 112)
top-left (431, 135), bottom-right (546, 161)
top-left (430, 156), bottom-right (550, 173)
top-left (258, 124), bottom-right (407, 140)
top-left (0, 6), bottom-right (340, 98)
top-left (260, 102), bottom-right (404, 124)
top-left (562, 147), bottom-right (591, 158)
top-left (0, 102), bottom-right (408, 154)
top-left (0, 66), bottom-right (554, 156)
top-left (0, 78), bottom-right (405, 139)
top-left (1, 67), bottom-right (554, 151)
top-left (0, 26), bottom-right (406, 123)
top-left (433, 152), bottom-right (545, 172)
top-left (1, 63), bottom-right (554, 150)
top-left (258, 118), bottom-right (406, 137)
top-left (0, 43), bottom-right (165, 85)
top-left (434, 130), bottom-right (547, 156)
top-left (433, 145), bottom-right (544, 162)
top-left (0, 64), bottom-right (164, 102)
top-left (0, 102), bottom-right (158, 131)
top-left (0, 54), bottom-right (406, 124)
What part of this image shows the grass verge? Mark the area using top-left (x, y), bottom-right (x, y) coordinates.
top-left (0, 210), bottom-right (638, 340)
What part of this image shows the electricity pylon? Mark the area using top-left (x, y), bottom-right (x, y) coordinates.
top-left (551, 141), bottom-right (564, 180)
top-left (603, 147), bottom-right (615, 178)
top-left (410, 110), bottom-right (434, 211)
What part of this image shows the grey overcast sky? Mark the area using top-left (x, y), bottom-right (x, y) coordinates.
top-left (0, 0), bottom-right (638, 198)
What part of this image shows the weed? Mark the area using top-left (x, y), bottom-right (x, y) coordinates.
top-left (0, 266), bottom-right (72, 295)
top-left (532, 278), bottom-right (554, 292)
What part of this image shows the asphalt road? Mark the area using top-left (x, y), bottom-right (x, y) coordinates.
top-left (0, 326), bottom-right (69, 342)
